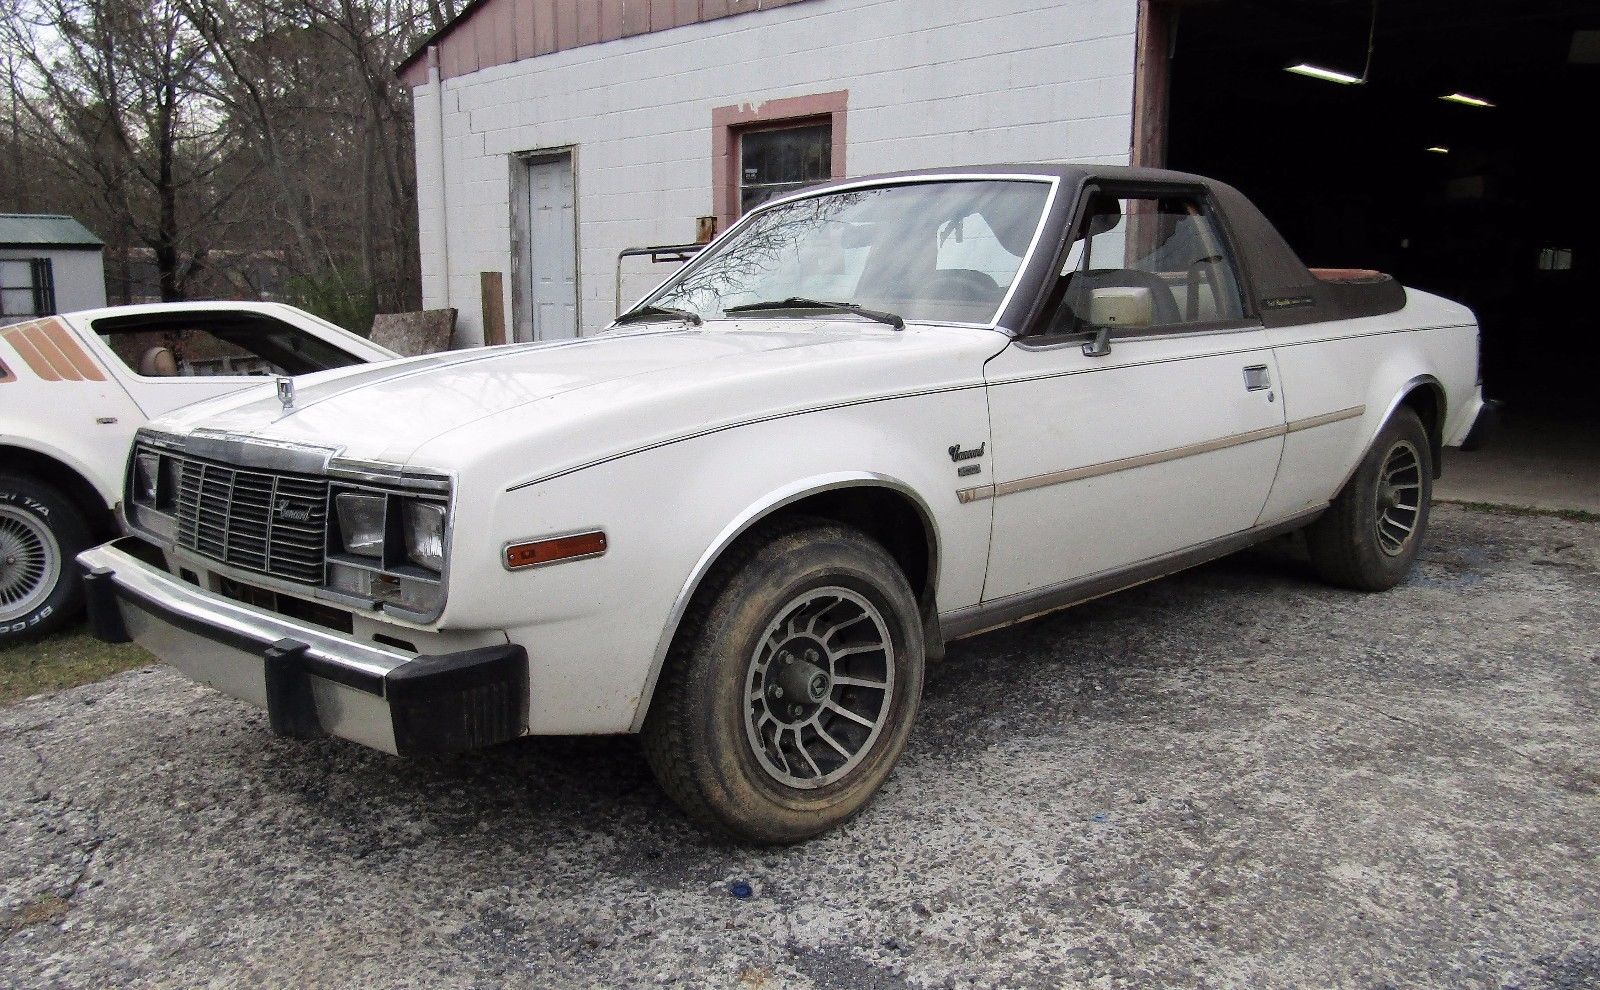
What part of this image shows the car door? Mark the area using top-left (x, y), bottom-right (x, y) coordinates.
top-left (978, 185), bottom-right (1286, 603)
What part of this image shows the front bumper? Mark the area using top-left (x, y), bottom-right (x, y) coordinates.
top-left (77, 539), bottom-right (527, 756)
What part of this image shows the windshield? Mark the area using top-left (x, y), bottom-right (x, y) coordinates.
top-left (637, 179), bottom-right (1053, 325)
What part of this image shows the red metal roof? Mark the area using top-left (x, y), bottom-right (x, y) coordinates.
top-left (397, 0), bottom-right (815, 87)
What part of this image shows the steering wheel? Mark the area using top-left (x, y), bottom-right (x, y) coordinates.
top-left (925, 269), bottom-right (1001, 304)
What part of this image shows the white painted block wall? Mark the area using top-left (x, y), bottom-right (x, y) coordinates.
top-left (413, 0), bottom-right (1139, 346)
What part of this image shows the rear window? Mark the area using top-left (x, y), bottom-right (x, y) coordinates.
top-left (93, 312), bottom-right (362, 378)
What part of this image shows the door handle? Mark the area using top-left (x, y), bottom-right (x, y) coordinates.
top-left (1243, 365), bottom-right (1272, 391)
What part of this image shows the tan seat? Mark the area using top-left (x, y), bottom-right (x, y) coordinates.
top-left (138, 346), bottom-right (178, 377)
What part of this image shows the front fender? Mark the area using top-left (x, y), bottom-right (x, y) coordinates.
top-left (439, 387), bottom-right (991, 735)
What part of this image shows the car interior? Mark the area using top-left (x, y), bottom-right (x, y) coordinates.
top-left (1037, 193), bottom-right (1246, 338)
top-left (92, 311), bottom-right (364, 378)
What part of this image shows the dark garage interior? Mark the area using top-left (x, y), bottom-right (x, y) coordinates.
top-left (1165, 0), bottom-right (1599, 430)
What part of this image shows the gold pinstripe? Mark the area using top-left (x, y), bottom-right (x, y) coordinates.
top-left (956, 405), bottom-right (1365, 503)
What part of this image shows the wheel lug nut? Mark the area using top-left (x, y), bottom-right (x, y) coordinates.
top-left (805, 649), bottom-right (818, 663)
top-left (770, 686), bottom-right (784, 699)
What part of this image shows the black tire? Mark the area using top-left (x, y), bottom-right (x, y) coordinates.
top-left (642, 517), bottom-right (925, 843)
top-left (1305, 407), bottom-right (1434, 591)
top-left (0, 473), bottom-right (93, 643)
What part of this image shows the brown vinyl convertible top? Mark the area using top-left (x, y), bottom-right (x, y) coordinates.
top-left (801, 164), bottom-right (1407, 329)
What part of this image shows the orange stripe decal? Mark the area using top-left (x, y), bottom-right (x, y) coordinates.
top-left (1, 323), bottom-right (63, 381)
top-left (18, 324), bottom-right (78, 379)
top-left (40, 318), bottom-right (106, 381)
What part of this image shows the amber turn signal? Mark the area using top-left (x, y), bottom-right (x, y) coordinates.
top-left (504, 531), bottom-right (608, 570)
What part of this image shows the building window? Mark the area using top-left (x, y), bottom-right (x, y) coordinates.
top-left (1538, 247), bottom-right (1574, 271)
top-left (738, 121), bottom-right (833, 214)
top-left (0, 258), bottom-right (55, 319)
top-left (713, 90), bottom-right (848, 231)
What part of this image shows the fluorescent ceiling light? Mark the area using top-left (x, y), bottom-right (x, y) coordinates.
top-left (1426, 146), bottom-right (1450, 154)
top-left (1441, 92), bottom-right (1494, 107)
top-left (1286, 63), bottom-right (1364, 85)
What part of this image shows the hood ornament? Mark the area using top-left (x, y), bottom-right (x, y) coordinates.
top-left (276, 376), bottom-right (295, 411)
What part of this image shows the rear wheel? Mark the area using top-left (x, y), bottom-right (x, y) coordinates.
top-left (0, 474), bottom-right (92, 643)
top-left (1305, 407), bottom-right (1433, 591)
top-left (642, 518), bottom-right (925, 843)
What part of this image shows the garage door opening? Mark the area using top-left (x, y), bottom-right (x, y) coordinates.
top-left (1161, 0), bottom-right (1599, 434)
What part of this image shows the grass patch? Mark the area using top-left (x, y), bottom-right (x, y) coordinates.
top-left (0, 894), bottom-right (70, 937)
top-left (0, 625), bottom-right (153, 706)
top-left (1439, 499), bottom-right (1600, 524)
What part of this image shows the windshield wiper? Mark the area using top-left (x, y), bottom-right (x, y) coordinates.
top-left (612, 305), bottom-right (702, 327)
top-left (723, 297), bottom-right (905, 330)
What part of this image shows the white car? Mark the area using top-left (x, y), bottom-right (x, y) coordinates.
top-left (78, 166), bottom-right (1493, 841)
top-left (0, 302), bottom-right (395, 642)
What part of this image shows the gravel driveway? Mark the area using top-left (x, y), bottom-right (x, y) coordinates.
top-left (2, 504), bottom-right (1596, 989)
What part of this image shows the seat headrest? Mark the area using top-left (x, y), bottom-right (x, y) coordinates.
top-left (1084, 196), bottom-right (1123, 238)
top-left (139, 346), bottom-right (178, 377)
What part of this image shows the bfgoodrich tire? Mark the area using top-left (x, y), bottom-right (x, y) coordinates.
top-left (642, 518), bottom-right (925, 843)
top-left (1305, 407), bottom-right (1434, 592)
top-left (0, 473), bottom-right (92, 643)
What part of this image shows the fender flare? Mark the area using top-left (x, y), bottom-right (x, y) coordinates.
top-left (1335, 373), bottom-right (1446, 493)
top-left (628, 471), bottom-right (942, 731)
top-left (0, 437), bottom-right (121, 538)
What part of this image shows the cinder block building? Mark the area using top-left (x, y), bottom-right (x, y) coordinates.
top-left (400, 0), bottom-right (1146, 346)
top-left (399, 0), bottom-right (1595, 425)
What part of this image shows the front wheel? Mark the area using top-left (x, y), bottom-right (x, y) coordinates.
top-left (1, 474), bottom-right (93, 643)
top-left (1305, 407), bottom-right (1434, 591)
top-left (642, 518), bottom-right (925, 843)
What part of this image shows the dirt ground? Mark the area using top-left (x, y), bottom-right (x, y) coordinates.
top-left (1, 504), bottom-right (1596, 989)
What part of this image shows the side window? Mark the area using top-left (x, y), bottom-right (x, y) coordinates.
top-left (1038, 193), bottom-right (1246, 336)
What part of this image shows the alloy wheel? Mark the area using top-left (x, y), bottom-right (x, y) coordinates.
top-left (743, 586), bottom-right (895, 789)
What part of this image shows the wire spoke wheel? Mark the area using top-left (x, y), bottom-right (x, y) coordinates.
top-left (1374, 439), bottom-right (1423, 557)
top-left (0, 506), bottom-right (60, 623)
top-left (744, 586), bottom-right (895, 790)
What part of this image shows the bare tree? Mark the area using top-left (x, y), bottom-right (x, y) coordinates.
top-left (2, 0), bottom-right (456, 319)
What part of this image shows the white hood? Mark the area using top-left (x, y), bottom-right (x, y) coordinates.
top-left (149, 322), bottom-right (1007, 474)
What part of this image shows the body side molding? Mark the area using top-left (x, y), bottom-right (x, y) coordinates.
top-left (956, 407), bottom-right (1364, 504)
top-left (939, 506), bottom-right (1326, 641)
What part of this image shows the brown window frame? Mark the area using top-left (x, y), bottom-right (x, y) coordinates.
top-left (712, 90), bottom-right (848, 233)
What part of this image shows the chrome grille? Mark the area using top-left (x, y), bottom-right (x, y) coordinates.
top-left (175, 458), bottom-right (329, 585)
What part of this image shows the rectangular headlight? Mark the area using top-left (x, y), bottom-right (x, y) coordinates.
top-left (334, 492), bottom-right (387, 558)
top-left (133, 452), bottom-right (160, 506)
top-left (402, 501), bottom-right (447, 573)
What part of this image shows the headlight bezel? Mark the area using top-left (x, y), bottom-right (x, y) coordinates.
top-left (327, 483), bottom-right (451, 620)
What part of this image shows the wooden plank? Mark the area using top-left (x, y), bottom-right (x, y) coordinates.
top-left (622, 0), bottom-right (650, 36)
top-left (513, 0), bottom-right (537, 60)
top-left (556, 0), bottom-right (580, 49)
top-left (578, 0), bottom-right (601, 45)
top-left (534, 0), bottom-right (556, 56)
top-left (481, 272), bottom-right (508, 346)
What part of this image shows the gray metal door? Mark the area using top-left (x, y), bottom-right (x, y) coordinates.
top-left (521, 154), bottom-right (578, 341)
